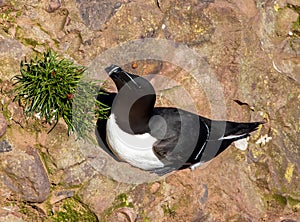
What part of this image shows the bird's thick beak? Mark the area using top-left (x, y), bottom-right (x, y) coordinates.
top-left (104, 65), bottom-right (141, 89)
top-left (105, 65), bottom-right (127, 88)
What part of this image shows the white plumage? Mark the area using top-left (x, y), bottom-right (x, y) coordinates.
top-left (106, 114), bottom-right (165, 170)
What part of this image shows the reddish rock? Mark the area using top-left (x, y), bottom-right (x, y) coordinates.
top-left (78, 175), bottom-right (128, 218)
top-left (0, 146), bottom-right (50, 202)
top-left (47, 0), bottom-right (61, 13)
top-left (61, 161), bottom-right (97, 186)
top-left (0, 207), bottom-right (24, 222)
top-left (0, 0), bottom-right (9, 7)
top-left (150, 182), bottom-right (161, 194)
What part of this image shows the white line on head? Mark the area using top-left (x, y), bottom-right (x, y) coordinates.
top-left (108, 66), bottom-right (121, 75)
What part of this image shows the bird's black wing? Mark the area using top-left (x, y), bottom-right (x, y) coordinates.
top-left (150, 108), bottom-right (263, 174)
top-left (150, 108), bottom-right (209, 172)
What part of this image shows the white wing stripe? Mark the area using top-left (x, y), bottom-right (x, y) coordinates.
top-left (194, 121), bottom-right (210, 160)
top-left (218, 133), bottom-right (247, 140)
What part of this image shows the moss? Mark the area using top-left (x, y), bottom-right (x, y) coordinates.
top-left (137, 208), bottom-right (151, 222)
top-left (284, 162), bottom-right (295, 183)
top-left (36, 23), bottom-right (60, 47)
top-left (56, 181), bottom-right (83, 190)
top-left (16, 10), bottom-right (22, 17)
top-left (251, 146), bottom-right (265, 159)
top-left (15, 29), bottom-right (50, 50)
top-left (38, 149), bottom-right (57, 175)
top-left (101, 193), bottom-right (134, 221)
top-left (19, 202), bottom-right (31, 215)
top-left (22, 38), bottom-right (40, 47)
top-left (49, 196), bottom-right (98, 222)
top-left (14, 201), bottom-right (40, 221)
top-left (1, 102), bottom-right (11, 120)
top-left (287, 196), bottom-right (300, 209)
top-left (291, 15), bottom-right (300, 31)
top-left (272, 194), bottom-right (287, 208)
top-left (114, 193), bottom-right (134, 208)
top-left (161, 203), bottom-right (176, 218)
top-left (287, 3), bottom-right (300, 52)
top-left (0, 6), bottom-right (19, 33)
top-left (274, 3), bottom-right (300, 50)
top-left (143, 217), bottom-right (151, 222)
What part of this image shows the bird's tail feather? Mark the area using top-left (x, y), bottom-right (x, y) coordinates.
top-left (203, 119), bottom-right (264, 141)
top-left (221, 121), bottom-right (263, 140)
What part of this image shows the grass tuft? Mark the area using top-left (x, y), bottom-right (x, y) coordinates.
top-left (13, 49), bottom-right (109, 138)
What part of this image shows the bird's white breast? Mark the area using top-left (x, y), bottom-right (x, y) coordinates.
top-left (106, 114), bottom-right (165, 170)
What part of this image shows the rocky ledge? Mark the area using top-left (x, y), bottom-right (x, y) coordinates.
top-left (0, 0), bottom-right (299, 221)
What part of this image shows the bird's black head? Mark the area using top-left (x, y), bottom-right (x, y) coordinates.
top-left (105, 65), bottom-right (156, 134)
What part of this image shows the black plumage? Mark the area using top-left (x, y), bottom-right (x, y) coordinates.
top-left (100, 65), bottom-right (262, 174)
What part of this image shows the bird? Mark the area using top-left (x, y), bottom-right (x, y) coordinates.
top-left (103, 64), bottom-right (263, 175)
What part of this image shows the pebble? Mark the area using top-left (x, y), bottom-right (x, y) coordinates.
top-left (132, 62), bottom-right (138, 69)
top-left (47, 0), bottom-right (61, 13)
top-left (0, 140), bottom-right (12, 153)
top-left (150, 182), bottom-right (160, 194)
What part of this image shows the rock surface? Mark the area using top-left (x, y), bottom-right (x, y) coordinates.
top-left (0, 0), bottom-right (299, 221)
top-left (0, 113), bottom-right (7, 138)
top-left (0, 207), bottom-right (24, 222)
top-left (0, 146), bottom-right (50, 202)
top-left (0, 36), bottom-right (30, 80)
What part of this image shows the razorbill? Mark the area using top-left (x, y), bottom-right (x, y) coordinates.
top-left (104, 65), bottom-right (263, 174)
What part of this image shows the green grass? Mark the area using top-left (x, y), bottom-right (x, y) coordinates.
top-left (13, 49), bottom-right (109, 138)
